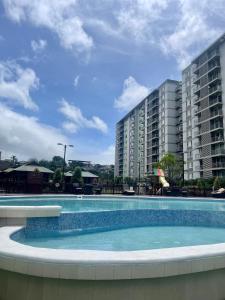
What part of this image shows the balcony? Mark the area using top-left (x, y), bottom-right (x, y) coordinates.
top-left (151, 117), bottom-right (158, 124)
top-left (210, 123), bottom-right (224, 132)
top-left (208, 49), bottom-right (220, 60)
top-left (209, 96), bottom-right (222, 107)
top-left (210, 110), bottom-right (223, 119)
top-left (208, 85), bottom-right (222, 96)
top-left (208, 72), bottom-right (221, 84)
top-left (212, 162), bottom-right (225, 169)
top-left (152, 141), bottom-right (158, 147)
top-left (152, 150), bottom-right (159, 156)
top-left (211, 135), bottom-right (224, 143)
top-left (151, 126), bottom-right (158, 132)
top-left (208, 61), bottom-right (220, 72)
top-left (211, 148), bottom-right (225, 156)
top-left (152, 134), bottom-right (159, 140)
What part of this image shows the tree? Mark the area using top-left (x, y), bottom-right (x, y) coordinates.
top-left (124, 177), bottom-right (134, 186)
top-left (50, 156), bottom-right (65, 171)
top-left (53, 168), bottom-right (62, 184)
top-left (114, 176), bottom-right (123, 184)
top-left (71, 167), bottom-right (83, 185)
top-left (213, 176), bottom-right (223, 191)
top-left (28, 158), bottom-right (39, 165)
top-left (157, 153), bottom-right (183, 184)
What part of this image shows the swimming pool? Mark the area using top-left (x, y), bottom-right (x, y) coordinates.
top-left (2, 195), bottom-right (225, 299)
top-left (1, 195), bottom-right (225, 212)
top-left (14, 225), bottom-right (225, 251)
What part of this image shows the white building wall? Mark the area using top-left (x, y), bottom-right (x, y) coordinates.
top-left (159, 81), bottom-right (179, 159)
top-left (220, 42), bottom-right (225, 140)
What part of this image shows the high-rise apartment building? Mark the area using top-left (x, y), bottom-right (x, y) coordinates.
top-left (115, 79), bottom-right (182, 179)
top-left (182, 34), bottom-right (225, 179)
top-left (115, 33), bottom-right (225, 181)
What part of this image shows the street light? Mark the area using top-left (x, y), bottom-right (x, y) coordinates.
top-left (57, 143), bottom-right (74, 191)
top-left (137, 161), bottom-right (141, 195)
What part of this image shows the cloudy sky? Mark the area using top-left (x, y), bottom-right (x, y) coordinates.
top-left (0, 0), bottom-right (225, 164)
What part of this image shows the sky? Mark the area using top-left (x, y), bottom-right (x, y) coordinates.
top-left (0, 0), bottom-right (225, 165)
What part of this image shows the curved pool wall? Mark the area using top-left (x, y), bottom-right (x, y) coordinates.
top-left (3, 196), bottom-right (225, 299)
top-left (12, 208), bottom-right (225, 240)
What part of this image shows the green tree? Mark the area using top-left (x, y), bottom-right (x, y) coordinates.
top-left (53, 168), bottom-right (62, 184)
top-left (123, 177), bottom-right (134, 186)
top-left (71, 167), bottom-right (83, 185)
top-left (213, 176), bottom-right (223, 190)
top-left (50, 156), bottom-right (65, 171)
top-left (114, 176), bottom-right (123, 184)
top-left (157, 153), bottom-right (183, 184)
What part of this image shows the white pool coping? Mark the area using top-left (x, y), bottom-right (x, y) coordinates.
top-left (1, 226), bottom-right (225, 280)
top-left (0, 206), bottom-right (61, 218)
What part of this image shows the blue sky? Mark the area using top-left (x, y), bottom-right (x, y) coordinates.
top-left (0, 0), bottom-right (225, 164)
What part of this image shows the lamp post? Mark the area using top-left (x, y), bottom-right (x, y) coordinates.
top-left (57, 143), bottom-right (74, 191)
top-left (137, 161), bottom-right (141, 195)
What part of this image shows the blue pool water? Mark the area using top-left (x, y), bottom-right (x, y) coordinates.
top-left (16, 226), bottom-right (225, 251)
top-left (1, 196), bottom-right (225, 212)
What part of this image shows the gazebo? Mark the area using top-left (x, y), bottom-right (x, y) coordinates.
top-left (1, 164), bottom-right (54, 193)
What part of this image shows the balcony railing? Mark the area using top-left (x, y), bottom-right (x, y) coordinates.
top-left (208, 49), bottom-right (220, 60)
top-left (212, 162), bottom-right (225, 168)
top-left (211, 148), bottom-right (225, 155)
top-left (210, 123), bottom-right (223, 131)
top-left (208, 73), bottom-right (221, 83)
top-left (208, 61), bottom-right (220, 72)
top-left (211, 136), bottom-right (224, 143)
top-left (210, 111), bottom-right (223, 118)
top-left (209, 96), bottom-right (222, 107)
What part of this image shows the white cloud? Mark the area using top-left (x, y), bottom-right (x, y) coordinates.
top-left (0, 103), bottom-right (68, 160)
top-left (73, 75), bottom-right (80, 87)
top-left (62, 121), bottom-right (78, 133)
top-left (160, 0), bottom-right (223, 69)
top-left (0, 61), bottom-right (39, 110)
top-left (3, 0), bottom-right (93, 54)
top-left (31, 39), bottom-right (47, 52)
top-left (75, 144), bottom-right (115, 165)
top-left (59, 99), bottom-right (108, 134)
top-left (116, 0), bottom-right (169, 42)
top-left (114, 76), bottom-right (149, 111)
top-left (99, 144), bottom-right (115, 164)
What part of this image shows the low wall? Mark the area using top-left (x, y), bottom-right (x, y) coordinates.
top-left (17, 209), bottom-right (225, 238)
top-left (2, 267), bottom-right (225, 300)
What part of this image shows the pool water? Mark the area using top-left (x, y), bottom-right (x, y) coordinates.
top-left (1, 196), bottom-right (225, 212)
top-left (16, 226), bottom-right (225, 251)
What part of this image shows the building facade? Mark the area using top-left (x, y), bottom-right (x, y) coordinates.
top-left (115, 34), bottom-right (225, 181)
top-left (115, 79), bottom-right (182, 180)
top-left (182, 34), bottom-right (225, 179)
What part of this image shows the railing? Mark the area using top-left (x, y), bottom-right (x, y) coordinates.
top-left (211, 148), bottom-right (225, 155)
top-left (210, 111), bottom-right (223, 118)
top-left (208, 73), bottom-right (221, 83)
top-left (208, 61), bottom-right (220, 72)
top-left (212, 162), bottom-right (225, 168)
top-left (208, 49), bottom-right (220, 60)
top-left (209, 96), bottom-right (222, 107)
top-left (211, 136), bottom-right (224, 143)
top-left (210, 123), bottom-right (223, 130)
